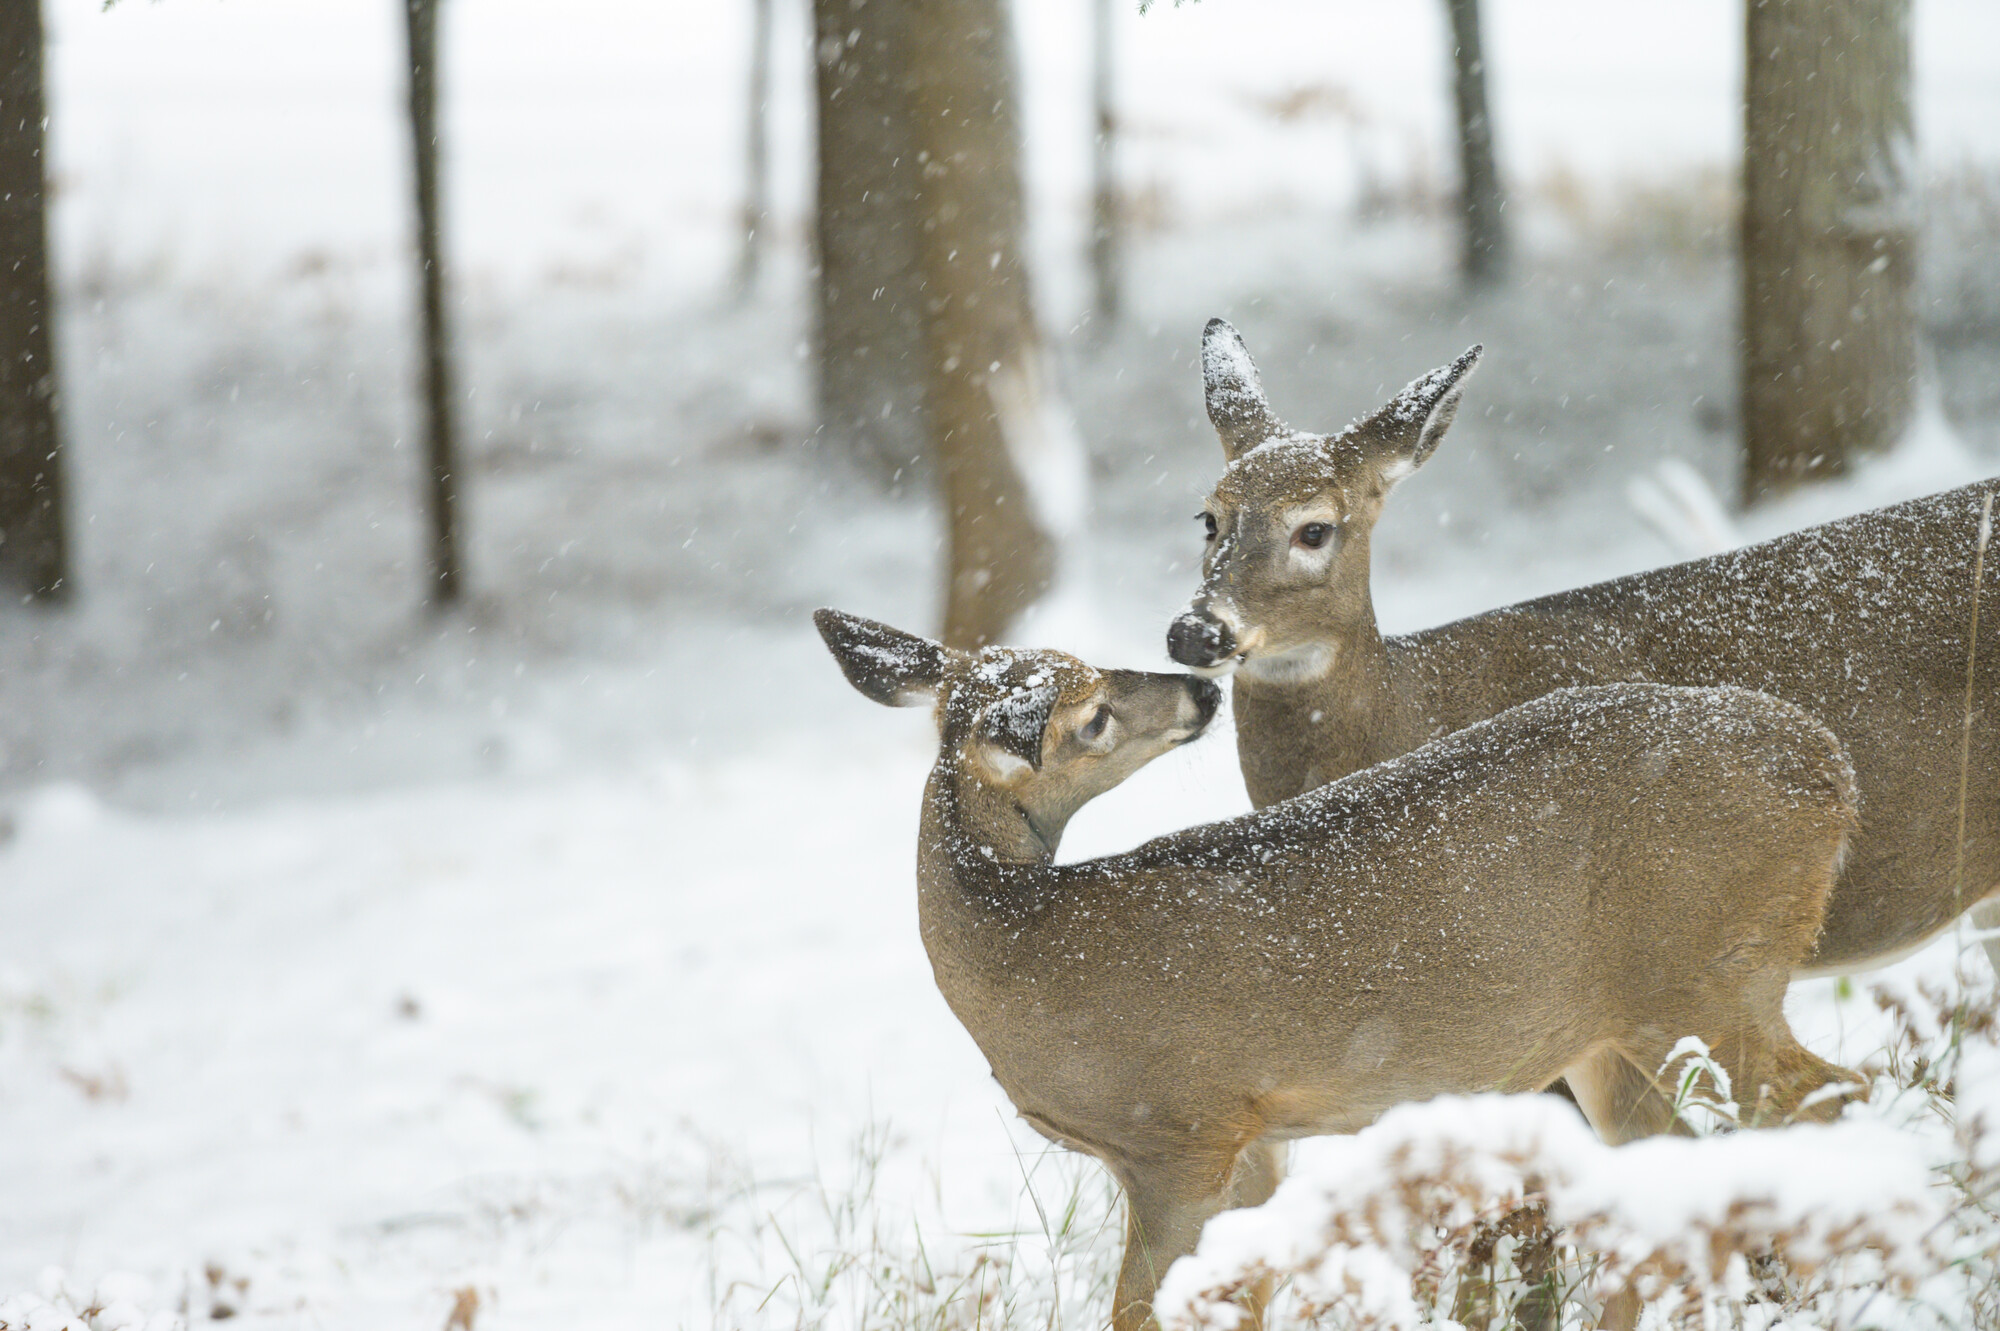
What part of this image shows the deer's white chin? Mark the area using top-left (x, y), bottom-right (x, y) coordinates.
top-left (1187, 657), bottom-right (1241, 680)
top-left (1238, 642), bottom-right (1337, 685)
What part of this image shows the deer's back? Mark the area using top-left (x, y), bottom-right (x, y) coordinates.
top-left (1383, 483), bottom-right (2000, 967)
top-left (936, 685), bottom-right (1853, 1154)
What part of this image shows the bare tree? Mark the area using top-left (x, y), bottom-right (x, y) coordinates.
top-left (0, 0), bottom-right (68, 600)
top-left (812, 0), bottom-right (928, 481)
top-left (1089, 0), bottom-right (1120, 323)
top-left (403, 0), bottom-right (463, 604)
top-left (907, 0), bottom-right (1077, 648)
top-left (1443, 0), bottom-right (1505, 285)
top-left (1741, 0), bottom-right (1915, 502)
top-left (735, 0), bottom-right (774, 294)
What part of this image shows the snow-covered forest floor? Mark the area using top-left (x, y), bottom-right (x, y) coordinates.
top-left (5, 1), bottom-right (2000, 1327)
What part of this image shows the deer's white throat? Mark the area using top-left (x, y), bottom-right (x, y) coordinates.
top-left (1237, 640), bottom-right (1338, 685)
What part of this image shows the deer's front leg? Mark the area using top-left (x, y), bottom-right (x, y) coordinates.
top-left (1113, 1142), bottom-right (1276, 1331)
top-left (1111, 1160), bottom-right (1225, 1331)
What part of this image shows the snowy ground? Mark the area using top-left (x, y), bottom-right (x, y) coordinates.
top-left (4, 0), bottom-right (2000, 1327)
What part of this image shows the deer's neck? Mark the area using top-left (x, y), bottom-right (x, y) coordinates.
top-left (913, 763), bottom-right (1068, 1016)
top-left (1231, 595), bottom-right (1408, 808)
top-left (940, 762), bottom-right (1062, 865)
top-left (915, 761), bottom-right (1068, 913)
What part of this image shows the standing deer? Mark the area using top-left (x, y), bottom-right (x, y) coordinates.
top-left (1171, 319), bottom-right (2000, 975)
top-left (817, 607), bottom-right (1860, 1331)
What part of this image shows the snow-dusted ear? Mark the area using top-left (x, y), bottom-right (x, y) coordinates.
top-left (970, 683), bottom-right (1057, 782)
top-left (1203, 318), bottom-right (1288, 461)
top-left (1358, 345), bottom-right (1482, 485)
top-left (814, 608), bottom-right (953, 708)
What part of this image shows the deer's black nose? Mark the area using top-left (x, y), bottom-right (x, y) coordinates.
top-left (1187, 676), bottom-right (1222, 728)
top-left (1167, 611), bottom-right (1236, 669)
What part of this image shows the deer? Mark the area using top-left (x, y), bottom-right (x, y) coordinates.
top-left (816, 606), bottom-right (1861, 1331)
top-left (1171, 318), bottom-right (2000, 979)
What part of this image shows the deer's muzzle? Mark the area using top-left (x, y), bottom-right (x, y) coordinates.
top-left (1168, 610), bottom-right (1237, 673)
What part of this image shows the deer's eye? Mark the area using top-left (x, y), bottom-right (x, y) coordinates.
top-left (1080, 704), bottom-right (1112, 742)
top-left (1200, 512), bottom-right (1219, 541)
top-left (1295, 522), bottom-right (1334, 550)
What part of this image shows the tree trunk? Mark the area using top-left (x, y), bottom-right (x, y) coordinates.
top-left (404, 0), bottom-right (463, 605)
top-left (1089, 0), bottom-right (1120, 325)
top-left (907, 0), bottom-right (1070, 649)
top-left (735, 0), bottom-right (773, 294)
top-left (1741, 0), bottom-right (1915, 503)
top-left (1444, 0), bottom-right (1505, 286)
top-left (0, 0), bottom-right (68, 600)
top-left (812, 0), bottom-right (928, 482)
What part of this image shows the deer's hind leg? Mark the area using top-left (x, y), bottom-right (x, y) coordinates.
top-left (1223, 1141), bottom-right (1287, 1327)
top-left (1569, 1015), bottom-right (1860, 1145)
top-left (1668, 969), bottom-right (1863, 1128)
top-left (1561, 1044), bottom-right (1684, 1145)
top-left (1226, 1138), bottom-right (1286, 1211)
top-left (1728, 1029), bottom-right (1863, 1126)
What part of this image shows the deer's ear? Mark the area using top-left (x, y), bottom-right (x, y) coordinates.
top-left (1357, 344), bottom-right (1482, 484)
top-left (969, 684), bottom-right (1057, 784)
top-left (814, 608), bottom-right (952, 707)
top-left (1203, 318), bottom-right (1287, 461)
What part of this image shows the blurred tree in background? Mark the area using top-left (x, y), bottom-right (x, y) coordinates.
top-left (1090, 0), bottom-right (1121, 324)
top-left (1443, 0), bottom-right (1505, 286)
top-left (737, 0), bottom-right (775, 293)
top-left (0, 0), bottom-right (67, 600)
top-left (906, 0), bottom-right (1069, 648)
top-left (1741, 0), bottom-right (1915, 502)
top-left (404, 0), bottom-right (464, 604)
top-left (813, 0), bottom-right (929, 484)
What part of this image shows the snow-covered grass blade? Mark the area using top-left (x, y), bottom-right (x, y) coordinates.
top-left (695, 1121), bottom-right (1123, 1331)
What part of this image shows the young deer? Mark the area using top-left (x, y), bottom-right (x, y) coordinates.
top-left (817, 607), bottom-right (1859, 1331)
top-left (1171, 318), bottom-right (2000, 974)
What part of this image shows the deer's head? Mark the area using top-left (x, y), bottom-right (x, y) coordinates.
top-left (1167, 319), bottom-right (1481, 683)
top-left (816, 609), bottom-right (1219, 855)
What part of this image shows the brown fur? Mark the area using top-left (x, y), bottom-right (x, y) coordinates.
top-left (818, 609), bottom-right (1861, 1331)
top-left (1173, 320), bottom-right (2000, 972)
